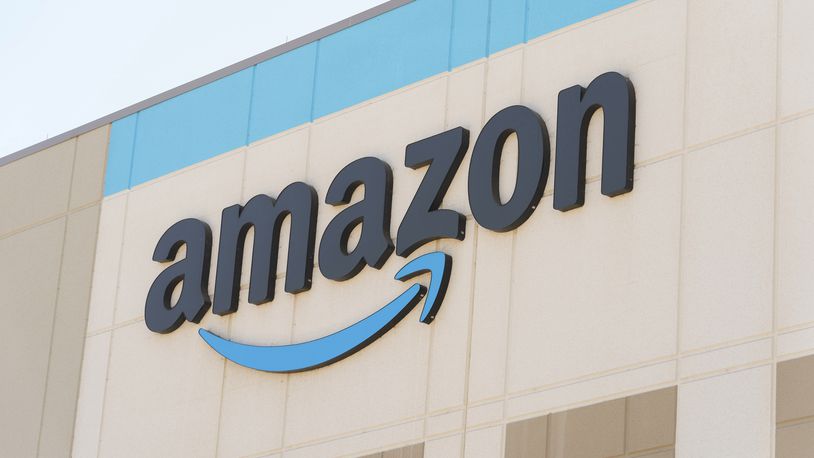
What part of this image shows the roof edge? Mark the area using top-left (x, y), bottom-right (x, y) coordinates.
top-left (0, 0), bottom-right (412, 167)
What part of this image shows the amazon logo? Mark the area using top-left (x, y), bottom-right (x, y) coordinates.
top-left (144, 72), bottom-right (636, 373)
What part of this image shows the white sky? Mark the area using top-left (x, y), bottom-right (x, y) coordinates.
top-left (0, 0), bottom-right (386, 157)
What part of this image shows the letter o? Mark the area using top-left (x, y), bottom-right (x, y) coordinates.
top-left (468, 105), bottom-right (550, 232)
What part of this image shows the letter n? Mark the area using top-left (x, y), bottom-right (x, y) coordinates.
top-left (553, 72), bottom-right (636, 211)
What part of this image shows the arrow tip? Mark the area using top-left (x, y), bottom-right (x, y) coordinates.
top-left (395, 251), bottom-right (452, 324)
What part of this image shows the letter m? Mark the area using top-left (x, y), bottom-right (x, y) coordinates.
top-left (213, 182), bottom-right (317, 315)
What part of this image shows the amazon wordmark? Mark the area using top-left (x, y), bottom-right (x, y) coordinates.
top-left (145, 72), bottom-right (636, 334)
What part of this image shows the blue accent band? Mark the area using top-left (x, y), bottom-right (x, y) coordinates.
top-left (104, 0), bottom-right (634, 195)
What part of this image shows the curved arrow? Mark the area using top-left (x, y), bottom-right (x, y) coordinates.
top-left (198, 251), bottom-right (452, 373)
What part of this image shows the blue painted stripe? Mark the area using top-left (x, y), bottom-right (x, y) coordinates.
top-left (130, 68), bottom-right (254, 187)
top-left (488, 0), bottom-right (527, 55)
top-left (104, 0), bottom-right (635, 195)
top-left (449, 0), bottom-right (490, 69)
top-left (249, 42), bottom-right (318, 143)
top-left (104, 114), bottom-right (137, 195)
top-left (312, 0), bottom-right (453, 119)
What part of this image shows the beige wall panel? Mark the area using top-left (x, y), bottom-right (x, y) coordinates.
top-left (777, 327), bottom-right (814, 358)
top-left (466, 400), bottom-right (503, 429)
top-left (467, 227), bottom-right (513, 402)
top-left (424, 434), bottom-right (461, 458)
top-left (0, 139), bottom-right (74, 236)
top-left (39, 205), bottom-right (101, 457)
top-left (425, 410), bottom-right (463, 436)
top-left (503, 360), bottom-right (676, 423)
top-left (98, 314), bottom-right (227, 457)
top-left (244, 125), bottom-right (310, 200)
top-left (509, 158), bottom-right (680, 391)
top-left (523, 0), bottom-right (686, 172)
top-left (113, 152), bottom-right (244, 325)
top-left (0, 218), bottom-right (65, 457)
top-left (283, 246), bottom-right (434, 445)
top-left (685, 0), bottom-right (777, 145)
top-left (425, 220), bottom-right (475, 412)
top-left (483, 49), bottom-right (523, 202)
top-left (444, 62), bottom-right (486, 216)
top-left (678, 338), bottom-right (772, 380)
top-left (216, 289), bottom-right (294, 457)
top-left (776, 114), bottom-right (814, 329)
top-left (86, 194), bottom-right (127, 334)
top-left (779, 0), bottom-right (814, 117)
top-left (72, 332), bottom-right (111, 458)
top-left (464, 426), bottom-right (503, 458)
top-left (282, 419), bottom-right (423, 458)
top-left (676, 366), bottom-right (771, 458)
top-left (70, 125), bottom-right (110, 209)
top-left (483, 49), bottom-right (523, 119)
top-left (680, 129), bottom-right (774, 351)
top-left (224, 287), bottom-right (294, 346)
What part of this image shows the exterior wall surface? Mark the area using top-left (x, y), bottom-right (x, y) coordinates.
top-left (3, 0), bottom-right (814, 457)
top-left (73, 0), bottom-right (814, 455)
top-left (0, 126), bottom-right (108, 456)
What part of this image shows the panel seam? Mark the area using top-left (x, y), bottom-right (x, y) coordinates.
top-left (125, 113), bottom-right (140, 191)
top-left (309, 41), bottom-right (322, 122)
top-left (34, 138), bottom-right (77, 457)
top-left (245, 65), bottom-right (258, 146)
top-left (770, 1), bottom-right (783, 457)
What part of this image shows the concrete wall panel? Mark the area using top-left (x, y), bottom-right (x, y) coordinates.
top-left (0, 218), bottom-right (65, 457)
top-left (39, 205), bottom-right (101, 457)
top-left (0, 140), bottom-right (74, 236)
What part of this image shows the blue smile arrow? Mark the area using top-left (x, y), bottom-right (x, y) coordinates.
top-left (198, 251), bottom-right (452, 373)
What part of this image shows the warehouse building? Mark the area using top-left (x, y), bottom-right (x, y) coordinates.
top-left (2, 0), bottom-right (814, 456)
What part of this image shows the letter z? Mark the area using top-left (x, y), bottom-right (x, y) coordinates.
top-left (396, 127), bottom-right (469, 257)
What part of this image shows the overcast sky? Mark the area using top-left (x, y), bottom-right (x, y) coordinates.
top-left (0, 0), bottom-right (386, 157)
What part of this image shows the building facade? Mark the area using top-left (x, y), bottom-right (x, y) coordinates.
top-left (2, 0), bottom-right (814, 456)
